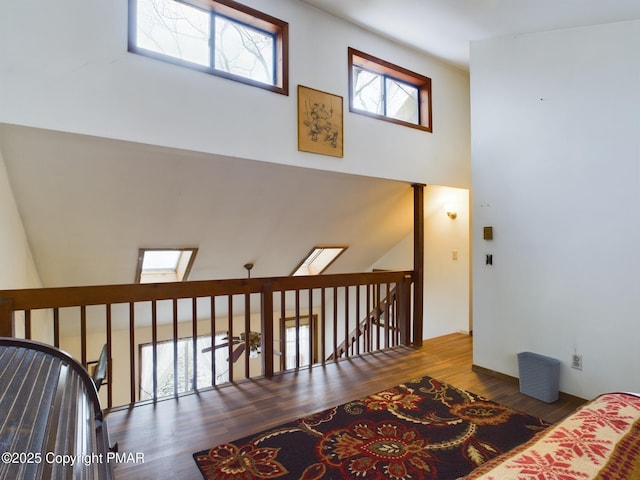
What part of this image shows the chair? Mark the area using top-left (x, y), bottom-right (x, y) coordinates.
top-left (91, 344), bottom-right (108, 391)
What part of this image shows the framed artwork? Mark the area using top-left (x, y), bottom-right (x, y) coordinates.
top-left (297, 85), bottom-right (343, 157)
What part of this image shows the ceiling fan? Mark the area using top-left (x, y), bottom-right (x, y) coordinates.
top-left (203, 331), bottom-right (260, 362)
top-left (201, 264), bottom-right (281, 363)
top-left (202, 331), bottom-right (281, 363)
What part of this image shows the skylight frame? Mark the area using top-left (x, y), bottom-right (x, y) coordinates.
top-left (136, 247), bottom-right (198, 284)
top-left (290, 246), bottom-right (348, 276)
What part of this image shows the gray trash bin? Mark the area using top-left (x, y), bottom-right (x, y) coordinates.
top-left (517, 352), bottom-right (560, 403)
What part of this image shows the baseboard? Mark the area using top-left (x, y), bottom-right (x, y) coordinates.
top-left (472, 364), bottom-right (587, 404)
top-left (472, 364), bottom-right (518, 385)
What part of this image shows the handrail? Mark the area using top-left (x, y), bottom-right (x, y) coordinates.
top-left (0, 271), bottom-right (411, 310)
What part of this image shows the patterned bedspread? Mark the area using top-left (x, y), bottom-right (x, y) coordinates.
top-left (463, 392), bottom-right (640, 480)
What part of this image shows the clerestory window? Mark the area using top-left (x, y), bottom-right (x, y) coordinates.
top-left (129, 0), bottom-right (289, 94)
top-left (348, 47), bottom-right (432, 132)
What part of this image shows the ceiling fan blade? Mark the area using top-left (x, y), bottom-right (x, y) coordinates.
top-left (232, 343), bottom-right (246, 362)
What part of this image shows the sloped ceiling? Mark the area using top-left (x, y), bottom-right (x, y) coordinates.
top-left (302, 0), bottom-right (640, 71)
top-left (0, 124), bottom-right (414, 288)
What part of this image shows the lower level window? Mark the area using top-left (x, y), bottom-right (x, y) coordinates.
top-left (139, 334), bottom-right (229, 400)
top-left (283, 315), bottom-right (317, 369)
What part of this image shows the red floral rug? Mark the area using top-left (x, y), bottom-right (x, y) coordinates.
top-left (193, 375), bottom-right (548, 479)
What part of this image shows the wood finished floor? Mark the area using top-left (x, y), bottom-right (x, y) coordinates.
top-left (106, 333), bottom-right (585, 479)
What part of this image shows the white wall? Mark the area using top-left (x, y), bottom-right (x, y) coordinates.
top-left (0, 154), bottom-right (40, 290)
top-left (0, 153), bottom-right (52, 340)
top-left (373, 185), bottom-right (471, 339)
top-left (0, 0), bottom-right (470, 188)
top-left (471, 20), bottom-right (640, 399)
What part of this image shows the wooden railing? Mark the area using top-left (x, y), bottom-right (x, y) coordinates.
top-left (0, 271), bottom-right (415, 408)
top-left (327, 285), bottom-right (399, 361)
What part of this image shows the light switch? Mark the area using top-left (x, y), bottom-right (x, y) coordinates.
top-left (452, 250), bottom-right (458, 260)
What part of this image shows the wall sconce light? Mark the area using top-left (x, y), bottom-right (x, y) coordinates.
top-left (444, 203), bottom-right (457, 220)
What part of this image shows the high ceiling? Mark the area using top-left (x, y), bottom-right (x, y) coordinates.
top-left (301, 0), bottom-right (640, 70)
top-left (5, 1), bottom-right (640, 288)
top-left (1, 124), bottom-right (414, 287)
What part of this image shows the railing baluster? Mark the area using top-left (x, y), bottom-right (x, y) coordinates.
top-left (294, 289), bottom-right (300, 369)
top-left (355, 286), bottom-right (361, 355)
top-left (375, 284), bottom-right (381, 351)
top-left (260, 282), bottom-right (274, 378)
top-left (344, 286), bottom-right (349, 357)
top-left (332, 287), bottom-right (338, 361)
top-left (106, 304), bottom-right (112, 408)
top-left (129, 302), bottom-right (135, 404)
top-left (320, 288), bottom-right (326, 364)
top-left (54, 308), bottom-right (60, 348)
top-left (80, 305), bottom-right (87, 366)
top-left (172, 299), bottom-right (178, 398)
top-left (280, 291), bottom-right (286, 371)
top-left (308, 289), bottom-right (313, 368)
top-left (25, 310), bottom-right (31, 340)
top-left (399, 274), bottom-right (412, 346)
top-left (227, 295), bottom-right (233, 382)
top-left (210, 296), bottom-right (216, 387)
top-left (392, 284), bottom-right (397, 346)
top-left (151, 300), bottom-right (158, 401)
top-left (385, 282), bottom-right (391, 348)
top-left (366, 284), bottom-right (371, 353)
top-left (192, 297), bottom-right (198, 389)
top-left (244, 293), bottom-right (250, 379)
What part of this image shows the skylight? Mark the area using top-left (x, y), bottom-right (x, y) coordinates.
top-left (136, 248), bottom-right (198, 283)
top-left (291, 246), bottom-right (347, 276)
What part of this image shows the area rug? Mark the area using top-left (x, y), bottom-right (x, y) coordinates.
top-left (193, 375), bottom-right (549, 479)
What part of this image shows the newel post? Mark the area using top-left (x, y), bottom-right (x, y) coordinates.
top-left (0, 298), bottom-right (15, 337)
top-left (412, 183), bottom-right (425, 347)
top-left (261, 282), bottom-right (274, 378)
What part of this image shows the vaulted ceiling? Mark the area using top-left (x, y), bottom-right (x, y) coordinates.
top-left (4, 2), bottom-right (640, 288)
top-left (302, 0), bottom-right (640, 71)
top-left (1, 124), bottom-right (414, 287)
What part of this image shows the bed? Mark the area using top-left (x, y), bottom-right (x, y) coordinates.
top-left (463, 391), bottom-right (640, 479)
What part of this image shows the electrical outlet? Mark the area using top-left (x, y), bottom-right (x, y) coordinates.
top-left (572, 353), bottom-right (583, 370)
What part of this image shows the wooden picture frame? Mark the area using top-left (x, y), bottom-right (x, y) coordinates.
top-left (297, 85), bottom-right (343, 157)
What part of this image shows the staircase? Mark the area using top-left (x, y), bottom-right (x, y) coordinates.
top-left (327, 286), bottom-right (398, 360)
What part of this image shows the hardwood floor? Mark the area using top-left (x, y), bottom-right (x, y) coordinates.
top-left (106, 333), bottom-right (586, 479)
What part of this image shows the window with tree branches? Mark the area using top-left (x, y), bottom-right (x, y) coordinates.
top-left (129, 0), bottom-right (288, 94)
top-left (348, 48), bottom-right (432, 132)
top-left (139, 334), bottom-right (230, 400)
